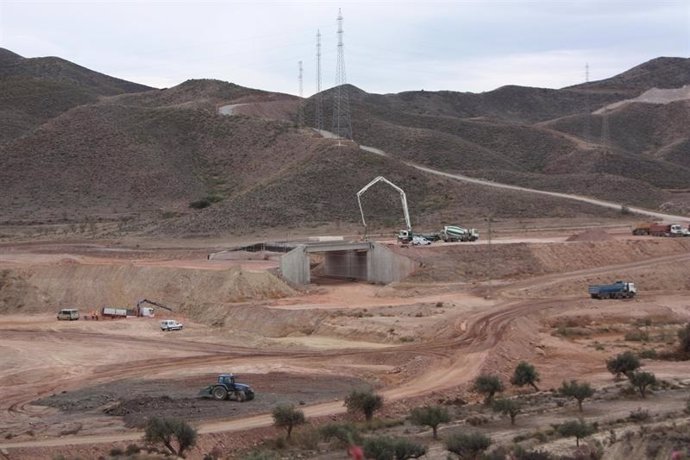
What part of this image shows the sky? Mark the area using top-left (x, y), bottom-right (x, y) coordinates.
top-left (1, 0), bottom-right (689, 95)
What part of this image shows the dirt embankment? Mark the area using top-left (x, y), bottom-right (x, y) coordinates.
top-left (0, 264), bottom-right (295, 315)
top-left (406, 238), bottom-right (690, 282)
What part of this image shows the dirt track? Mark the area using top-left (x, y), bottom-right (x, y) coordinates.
top-left (1, 233), bottom-right (690, 457)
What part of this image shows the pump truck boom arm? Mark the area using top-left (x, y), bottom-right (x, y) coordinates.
top-left (356, 176), bottom-right (411, 232)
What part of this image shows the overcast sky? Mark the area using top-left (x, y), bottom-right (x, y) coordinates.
top-left (1, 0), bottom-right (689, 95)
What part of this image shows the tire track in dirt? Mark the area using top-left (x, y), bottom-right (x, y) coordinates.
top-left (2, 251), bottom-right (685, 449)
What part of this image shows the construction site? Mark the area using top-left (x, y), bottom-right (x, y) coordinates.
top-left (1, 213), bottom-right (690, 459)
top-left (2, 5), bottom-right (690, 458)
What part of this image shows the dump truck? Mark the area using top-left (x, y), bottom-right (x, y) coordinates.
top-left (632, 222), bottom-right (684, 237)
top-left (199, 374), bottom-right (255, 402)
top-left (441, 225), bottom-right (479, 242)
top-left (588, 281), bottom-right (636, 299)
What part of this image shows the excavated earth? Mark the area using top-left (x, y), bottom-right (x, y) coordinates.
top-left (1, 227), bottom-right (690, 459)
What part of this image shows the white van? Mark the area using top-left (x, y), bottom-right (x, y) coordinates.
top-left (160, 319), bottom-right (183, 331)
top-left (57, 309), bottom-right (80, 321)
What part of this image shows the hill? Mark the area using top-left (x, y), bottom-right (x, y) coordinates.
top-left (1, 50), bottom-right (688, 235)
top-left (0, 48), bottom-right (151, 143)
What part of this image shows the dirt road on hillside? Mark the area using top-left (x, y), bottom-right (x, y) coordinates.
top-left (358, 143), bottom-right (690, 223)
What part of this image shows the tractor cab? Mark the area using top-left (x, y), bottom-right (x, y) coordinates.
top-left (218, 374), bottom-right (236, 386)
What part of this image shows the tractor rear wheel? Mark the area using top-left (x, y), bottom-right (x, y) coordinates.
top-left (212, 386), bottom-right (228, 400)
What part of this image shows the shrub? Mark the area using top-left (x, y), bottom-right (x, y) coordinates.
top-left (492, 398), bottom-right (522, 425)
top-left (124, 444), bottom-right (141, 455)
top-left (638, 349), bottom-right (658, 359)
top-left (320, 422), bottom-right (361, 446)
top-left (241, 450), bottom-right (278, 460)
top-left (628, 408), bottom-right (650, 422)
top-left (559, 380), bottom-right (595, 412)
top-left (363, 436), bottom-right (427, 460)
top-left (606, 351), bottom-right (640, 379)
top-left (344, 389), bottom-right (384, 421)
top-left (109, 447), bottom-right (124, 456)
top-left (624, 330), bottom-right (649, 342)
top-left (271, 404), bottom-right (306, 440)
top-left (189, 199), bottom-right (211, 209)
top-left (473, 374), bottom-right (504, 404)
top-left (143, 416), bottom-right (197, 457)
top-left (627, 371), bottom-right (657, 398)
top-left (445, 432), bottom-right (491, 458)
top-left (678, 323), bottom-right (690, 354)
top-left (557, 419), bottom-right (595, 447)
top-left (511, 361), bottom-right (540, 391)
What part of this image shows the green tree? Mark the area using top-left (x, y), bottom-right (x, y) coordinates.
top-left (344, 389), bottom-right (384, 421)
top-left (628, 371), bottom-right (656, 398)
top-left (445, 432), bottom-right (491, 459)
top-left (492, 398), bottom-right (522, 425)
top-left (409, 405), bottom-right (450, 439)
top-left (473, 374), bottom-right (504, 405)
top-left (272, 404), bottom-right (306, 440)
top-left (559, 380), bottom-right (595, 412)
top-left (510, 361), bottom-right (540, 391)
top-left (606, 351), bottom-right (640, 379)
top-left (143, 416), bottom-right (197, 457)
top-left (363, 436), bottom-right (426, 460)
top-left (557, 419), bottom-right (595, 447)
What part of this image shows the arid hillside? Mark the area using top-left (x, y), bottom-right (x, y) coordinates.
top-left (0, 48), bottom-right (151, 144)
top-left (1, 50), bottom-right (689, 235)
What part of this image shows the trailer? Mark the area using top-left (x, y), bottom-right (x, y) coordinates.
top-left (101, 307), bottom-right (128, 318)
top-left (588, 281), bottom-right (636, 299)
top-left (633, 222), bottom-right (684, 237)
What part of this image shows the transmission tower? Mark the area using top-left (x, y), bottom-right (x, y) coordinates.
top-left (583, 62), bottom-right (591, 140)
top-left (298, 60), bottom-right (304, 126)
top-left (314, 29), bottom-right (323, 130)
top-left (332, 8), bottom-right (353, 141)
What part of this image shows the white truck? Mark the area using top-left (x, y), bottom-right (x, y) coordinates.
top-left (441, 225), bottom-right (479, 242)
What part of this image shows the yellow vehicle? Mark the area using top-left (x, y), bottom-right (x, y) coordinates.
top-left (57, 308), bottom-right (80, 321)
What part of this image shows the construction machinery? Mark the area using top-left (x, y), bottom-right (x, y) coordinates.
top-left (198, 374), bottom-right (255, 402)
top-left (632, 222), bottom-right (684, 237)
top-left (588, 281), bottom-right (636, 299)
top-left (440, 225), bottom-right (479, 242)
top-left (356, 176), bottom-right (412, 243)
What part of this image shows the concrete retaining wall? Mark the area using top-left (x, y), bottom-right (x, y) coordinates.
top-left (367, 243), bottom-right (418, 284)
top-left (280, 245), bottom-right (310, 284)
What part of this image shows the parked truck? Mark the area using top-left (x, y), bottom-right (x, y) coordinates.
top-left (632, 222), bottom-right (684, 237)
top-left (440, 225), bottom-right (479, 242)
top-left (588, 281), bottom-right (636, 299)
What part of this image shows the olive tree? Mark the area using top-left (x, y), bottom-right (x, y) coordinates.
top-left (473, 374), bottom-right (504, 405)
top-left (144, 416), bottom-right (197, 457)
top-left (344, 389), bottom-right (384, 421)
top-left (557, 419), bottom-right (595, 447)
top-left (559, 380), bottom-right (595, 412)
top-left (510, 361), bottom-right (540, 391)
top-left (628, 371), bottom-right (656, 398)
top-left (606, 351), bottom-right (640, 379)
top-left (409, 405), bottom-right (450, 439)
top-left (492, 398), bottom-right (522, 425)
top-left (272, 404), bottom-right (306, 440)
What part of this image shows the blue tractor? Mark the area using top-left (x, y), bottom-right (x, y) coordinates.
top-left (198, 374), bottom-right (255, 402)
